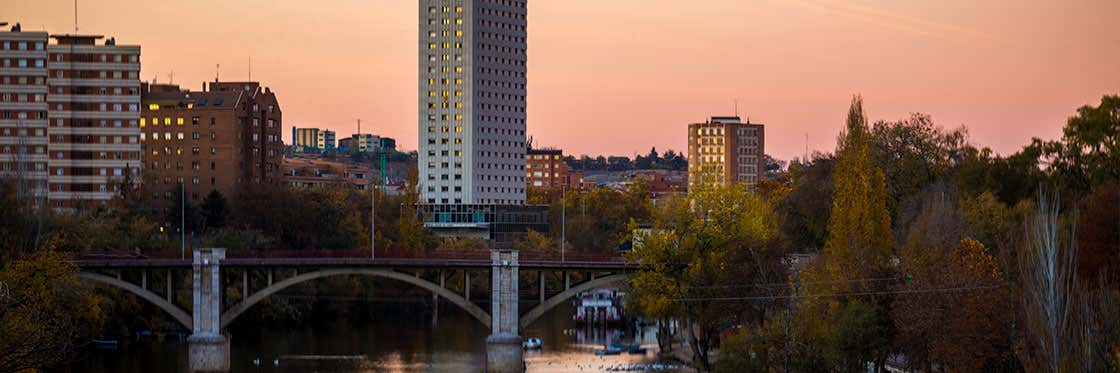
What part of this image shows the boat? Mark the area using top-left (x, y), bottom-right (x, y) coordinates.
top-left (594, 345), bottom-right (624, 356)
top-left (522, 337), bottom-right (542, 350)
top-left (91, 339), bottom-right (119, 349)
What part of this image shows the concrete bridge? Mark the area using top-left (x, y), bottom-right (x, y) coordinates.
top-left (74, 248), bottom-right (632, 372)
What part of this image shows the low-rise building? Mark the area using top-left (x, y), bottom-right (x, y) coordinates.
top-left (526, 147), bottom-right (572, 190)
top-left (292, 127), bottom-right (335, 152)
top-left (280, 157), bottom-right (372, 190)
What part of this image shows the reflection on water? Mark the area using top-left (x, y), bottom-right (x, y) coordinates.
top-left (59, 301), bottom-right (685, 372)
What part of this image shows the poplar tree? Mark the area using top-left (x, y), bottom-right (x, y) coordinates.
top-left (822, 95), bottom-right (894, 290)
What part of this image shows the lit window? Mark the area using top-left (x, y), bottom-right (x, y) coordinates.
top-left (429, 42), bottom-right (437, 49)
top-left (164, 117), bottom-right (170, 125)
top-left (148, 103), bottom-right (159, 110)
top-left (140, 118), bottom-right (146, 127)
top-left (177, 118), bottom-right (184, 125)
top-left (455, 30), bottom-right (463, 37)
top-left (456, 18), bottom-right (462, 24)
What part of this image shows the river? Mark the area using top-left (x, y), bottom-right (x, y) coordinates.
top-left (58, 299), bottom-right (685, 372)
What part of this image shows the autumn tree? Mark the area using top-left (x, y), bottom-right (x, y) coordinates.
top-left (628, 181), bottom-right (783, 371)
top-left (792, 95), bottom-right (894, 370)
top-left (820, 95), bottom-right (894, 287)
top-left (0, 243), bottom-right (105, 373)
top-left (893, 237), bottom-right (1013, 371)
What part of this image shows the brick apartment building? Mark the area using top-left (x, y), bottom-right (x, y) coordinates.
top-left (687, 116), bottom-right (765, 188)
top-left (140, 81), bottom-right (282, 212)
top-left (525, 147), bottom-right (573, 189)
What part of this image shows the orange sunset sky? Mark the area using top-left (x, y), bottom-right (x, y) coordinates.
top-left (4, 0), bottom-right (1118, 160)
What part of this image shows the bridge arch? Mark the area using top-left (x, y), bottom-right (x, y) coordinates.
top-left (220, 269), bottom-right (491, 328)
top-left (78, 272), bottom-right (193, 330)
top-left (519, 273), bottom-right (629, 329)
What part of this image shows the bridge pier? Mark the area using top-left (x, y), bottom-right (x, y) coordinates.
top-left (487, 249), bottom-right (523, 373)
top-left (187, 248), bottom-right (230, 372)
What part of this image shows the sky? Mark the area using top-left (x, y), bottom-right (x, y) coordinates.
top-left (4, 0), bottom-right (1118, 160)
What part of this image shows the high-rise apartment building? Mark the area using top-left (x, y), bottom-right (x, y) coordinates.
top-left (418, 0), bottom-right (528, 205)
top-left (292, 127), bottom-right (335, 151)
top-left (1, 23), bottom-right (142, 210)
top-left (687, 116), bottom-right (765, 188)
top-left (0, 24), bottom-right (49, 200)
top-left (140, 81), bottom-right (282, 212)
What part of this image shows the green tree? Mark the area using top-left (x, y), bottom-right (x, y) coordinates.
top-left (628, 182), bottom-right (783, 371)
top-left (821, 95), bottom-right (894, 287)
top-left (200, 190), bottom-right (228, 230)
top-left (793, 95), bottom-right (894, 370)
top-left (1046, 95), bottom-right (1120, 194)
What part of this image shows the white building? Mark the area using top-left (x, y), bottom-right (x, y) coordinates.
top-left (418, 0), bottom-right (527, 205)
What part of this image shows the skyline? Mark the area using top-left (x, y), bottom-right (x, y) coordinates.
top-left (4, 0), bottom-right (1118, 160)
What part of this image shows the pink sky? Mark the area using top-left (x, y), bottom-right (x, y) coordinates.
top-left (5, 0), bottom-right (1118, 160)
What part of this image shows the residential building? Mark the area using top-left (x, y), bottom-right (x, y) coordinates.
top-left (139, 80), bottom-right (282, 213)
top-left (418, 0), bottom-right (528, 205)
top-left (687, 116), bottom-right (765, 188)
top-left (48, 33), bottom-right (142, 209)
top-left (0, 23), bottom-right (49, 200)
top-left (0, 24), bottom-right (143, 210)
top-left (281, 157), bottom-right (372, 190)
top-left (292, 127), bottom-right (335, 152)
top-left (525, 147), bottom-right (571, 189)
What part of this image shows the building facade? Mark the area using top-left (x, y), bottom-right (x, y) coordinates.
top-left (292, 127), bottom-right (335, 152)
top-left (1, 24), bottom-right (142, 210)
top-left (525, 147), bottom-right (570, 189)
top-left (140, 81), bottom-right (282, 212)
top-left (687, 116), bottom-right (765, 188)
top-left (281, 157), bottom-right (371, 190)
top-left (418, 0), bottom-right (528, 205)
top-left (0, 24), bottom-right (49, 201)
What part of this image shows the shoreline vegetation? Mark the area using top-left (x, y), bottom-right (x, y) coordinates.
top-left (1, 94), bottom-right (1117, 372)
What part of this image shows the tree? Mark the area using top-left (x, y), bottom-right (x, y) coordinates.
top-left (200, 190), bottom-right (228, 230)
top-left (1075, 183), bottom-right (1120, 285)
top-left (893, 236), bottom-right (1013, 371)
top-left (629, 182), bottom-right (783, 370)
top-left (1046, 95), bottom-right (1120, 195)
top-left (793, 95), bottom-right (894, 370)
top-left (0, 243), bottom-right (105, 373)
top-left (820, 95), bottom-right (894, 287)
top-left (1018, 194), bottom-right (1088, 371)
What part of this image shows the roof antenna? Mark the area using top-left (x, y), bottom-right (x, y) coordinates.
top-left (248, 56), bottom-right (252, 82)
top-left (74, 0), bottom-right (78, 33)
top-left (215, 64), bottom-right (220, 82)
top-left (169, 70), bottom-right (174, 85)
top-left (733, 98), bottom-right (739, 117)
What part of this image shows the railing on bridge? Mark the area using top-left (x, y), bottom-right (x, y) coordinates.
top-left (69, 249), bottom-right (628, 264)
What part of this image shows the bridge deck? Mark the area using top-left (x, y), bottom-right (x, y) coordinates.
top-left (71, 250), bottom-right (632, 271)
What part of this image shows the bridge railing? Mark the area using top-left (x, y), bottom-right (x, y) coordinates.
top-left (70, 249), bottom-right (628, 263)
